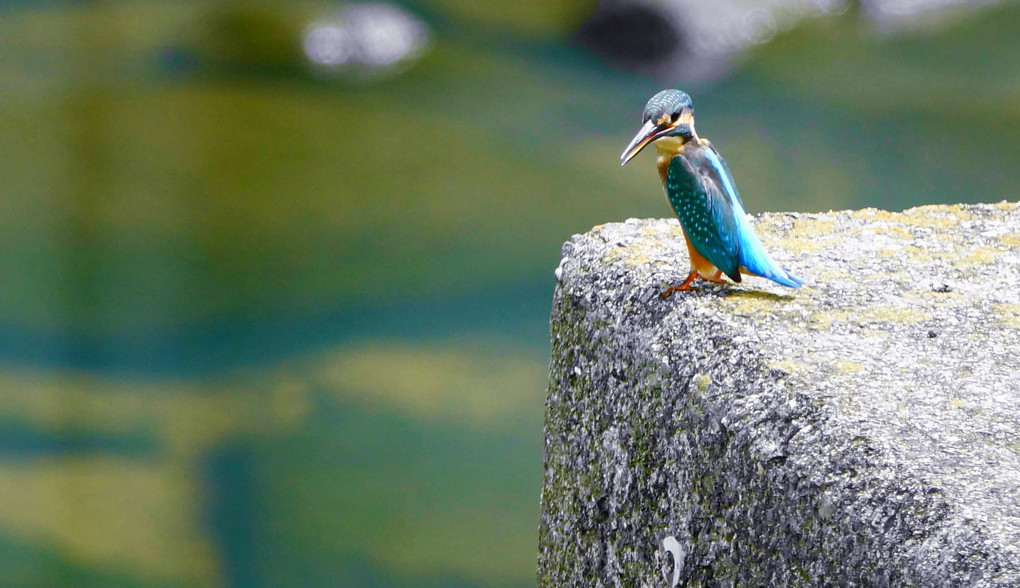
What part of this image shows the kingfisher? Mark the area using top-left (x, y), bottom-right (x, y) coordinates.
top-left (620, 89), bottom-right (802, 296)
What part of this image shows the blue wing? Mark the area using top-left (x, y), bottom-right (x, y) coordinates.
top-left (665, 154), bottom-right (742, 281)
top-left (700, 145), bottom-right (803, 288)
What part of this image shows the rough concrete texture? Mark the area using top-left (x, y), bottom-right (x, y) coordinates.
top-left (539, 203), bottom-right (1020, 586)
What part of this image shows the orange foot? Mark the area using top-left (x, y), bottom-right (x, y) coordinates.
top-left (661, 271), bottom-right (699, 298)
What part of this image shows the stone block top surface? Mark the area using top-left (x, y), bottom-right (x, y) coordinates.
top-left (541, 203), bottom-right (1020, 586)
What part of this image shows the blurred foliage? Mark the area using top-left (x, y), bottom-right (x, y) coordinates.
top-left (0, 338), bottom-right (543, 587)
top-left (414, 0), bottom-right (595, 37)
top-left (750, 5), bottom-right (1020, 114)
top-left (0, 0), bottom-right (1017, 586)
top-left (714, 4), bottom-right (1020, 213)
top-left (0, 2), bottom-right (648, 335)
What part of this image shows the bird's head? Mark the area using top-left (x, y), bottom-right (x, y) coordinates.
top-left (620, 89), bottom-right (695, 165)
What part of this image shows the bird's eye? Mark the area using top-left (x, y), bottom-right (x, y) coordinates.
top-left (671, 112), bottom-right (681, 122)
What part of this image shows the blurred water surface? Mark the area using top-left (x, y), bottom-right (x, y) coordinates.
top-left (0, 1), bottom-right (1017, 586)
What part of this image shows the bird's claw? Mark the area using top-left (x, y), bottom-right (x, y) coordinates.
top-left (661, 271), bottom-right (700, 297)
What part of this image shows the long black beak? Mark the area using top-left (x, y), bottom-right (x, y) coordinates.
top-left (620, 120), bottom-right (660, 166)
top-left (620, 113), bottom-right (694, 165)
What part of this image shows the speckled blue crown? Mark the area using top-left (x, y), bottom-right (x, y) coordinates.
top-left (641, 89), bottom-right (693, 123)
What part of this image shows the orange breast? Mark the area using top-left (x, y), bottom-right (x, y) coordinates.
top-left (679, 225), bottom-right (721, 279)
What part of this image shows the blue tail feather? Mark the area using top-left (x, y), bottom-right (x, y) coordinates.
top-left (700, 146), bottom-right (802, 289)
top-left (732, 204), bottom-right (802, 288)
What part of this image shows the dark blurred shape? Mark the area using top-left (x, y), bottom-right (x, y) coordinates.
top-left (154, 46), bottom-right (201, 76)
top-left (577, 2), bottom-right (684, 70)
top-left (203, 445), bottom-right (258, 588)
top-left (575, 0), bottom-right (851, 81)
top-left (199, 3), bottom-right (306, 71)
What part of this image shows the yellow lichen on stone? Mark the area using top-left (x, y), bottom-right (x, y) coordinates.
top-left (899, 204), bottom-right (972, 229)
top-left (695, 373), bottom-right (712, 393)
top-left (601, 247), bottom-right (625, 265)
top-left (903, 289), bottom-right (960, 303)
top-left (999, 233), bottom-right (1020, 249)
top-left (621, 238), bottom-right (683, 269)
top-left (847, 222), bottom-right (915, 241)
top-left (862, 305), bottom-right (928, 324)
top-left (953, 248), bottom-right (997, 267)
top-left (808, 311), bottom-right (836, 330)
top-left (603, 244), bottom-right (653, 268)
top-left (720, 291), bottom-right (798, 317)
top-left (773, 236), bottom-right (832, 255)
top-left (770, 360), bottom-right (808, 374)
top-left (836, 361), bottom-right (865, 373)
top-left (622, 251), bottom-right (654, 268)
top-left (994, 304), bottom-right (1020, 328)
top-left (885, 224), bottom-right (917, 240)
top-left (855, 207), bottom-right (896, 221)
top-left (873, 247), bottom-right (902, 259)
top-left (786, 217), bottom-right (837, 240)
top-left (903, 245), bottom-right (935, 264)
top-left (811, 309), bottom-right (859, 329)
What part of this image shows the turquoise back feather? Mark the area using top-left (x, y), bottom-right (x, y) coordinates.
top-left (666, 143), bottom-right (802, 288)
top-left (665, 154), bottom-right (741, 281)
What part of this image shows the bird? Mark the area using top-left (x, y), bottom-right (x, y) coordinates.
top-left (620, 89), bottom-right (802, 296)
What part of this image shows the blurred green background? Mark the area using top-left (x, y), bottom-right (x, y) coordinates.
top-left (0, 0), bottom-right (1017, 586)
